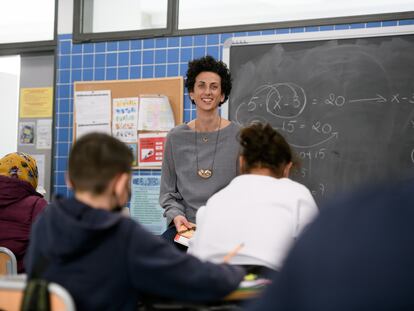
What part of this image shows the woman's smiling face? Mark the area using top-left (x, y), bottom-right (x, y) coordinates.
top-left (190, 71), bottom-right (224, 112)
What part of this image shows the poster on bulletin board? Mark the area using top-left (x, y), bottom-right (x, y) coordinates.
top-left (130, 176), bottom-right (166, 235)
top-left (112, 97), bottom-right (139, 142)
top-left (138, 132), bottom-right (167, 167)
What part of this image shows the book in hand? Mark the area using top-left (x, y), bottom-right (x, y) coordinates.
top-left (174, 224), bottom-right (196, 247)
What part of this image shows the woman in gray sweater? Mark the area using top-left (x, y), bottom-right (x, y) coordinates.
top-left (159, 55), bottom-right (240, 247)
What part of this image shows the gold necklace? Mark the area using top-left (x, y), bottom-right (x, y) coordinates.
top-left (195, 116), bottom-right (221, 179)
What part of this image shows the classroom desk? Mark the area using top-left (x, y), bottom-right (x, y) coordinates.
top-left (223, 287), bottom-right (262, 301)
top-left (139, 283), bottom-right (267, 310)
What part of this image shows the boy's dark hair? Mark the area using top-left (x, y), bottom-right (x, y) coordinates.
top-left (185, 55), bottom-right (232, 106)
top-left (239, 122), bottom-right (297, 177)
top-left (68, 133), bottom-right (133, 194)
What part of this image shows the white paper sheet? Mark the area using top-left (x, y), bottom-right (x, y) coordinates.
top-left (137, 95), bottom-right (175, 131)
top-left (32, 154), bottom-right (45, 191)
top-left (36, 119), bottom-right (52, 149)
top-left (76, 122), bottom-right (111, 139)
top-left (74, 90), bottom-right (111, 124)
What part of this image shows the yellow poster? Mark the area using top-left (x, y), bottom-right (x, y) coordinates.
top-left (20, 87), bottom-right (53, 118)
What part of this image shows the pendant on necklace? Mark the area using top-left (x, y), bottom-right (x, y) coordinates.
top-left (197, 169), bottom-right (212, 179)
top-left (202, 137), bottom-right (208, 143)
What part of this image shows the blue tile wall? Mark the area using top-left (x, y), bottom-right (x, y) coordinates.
top-left (54, 19), bottom-right (411, 196)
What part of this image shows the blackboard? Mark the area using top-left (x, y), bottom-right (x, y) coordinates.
top-left (224, 26), bottom-right (414, 204)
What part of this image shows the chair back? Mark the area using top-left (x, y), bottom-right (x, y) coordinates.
top-left (0, 275), bottom-right (76, 311)
top-left (0, 246), bottom-right (17, 275)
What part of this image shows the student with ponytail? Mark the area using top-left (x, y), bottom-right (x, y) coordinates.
top-left (188, 122), bottom-right (318, 276)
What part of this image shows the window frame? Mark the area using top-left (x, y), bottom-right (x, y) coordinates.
top-left (73, 0), bottom-right (176, 43)
top-left (174, 11), bottom-right (414, 36)
top-left (0, 0), bottom-right (58, 56)
top-left (73, 0), bottom-right (414, 43)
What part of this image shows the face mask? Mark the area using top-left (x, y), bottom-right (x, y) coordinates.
top-left (111, 184), bottom-right (131, 213)
top-left (112, 204), bottom-right (123, 213)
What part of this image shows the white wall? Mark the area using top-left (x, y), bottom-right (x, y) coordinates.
top-left (0, 56), bottom-right (20, 157)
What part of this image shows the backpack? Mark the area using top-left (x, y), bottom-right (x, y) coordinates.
top-left (20, 255), bottom-right (50, 311)
top-left (20, 279), bottom-right (50, 311)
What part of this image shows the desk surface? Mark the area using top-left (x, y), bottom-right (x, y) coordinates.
top-left (224, 287), bottom-right (262, 301)
top-left (141, 278), bottom-right (269, 310)
top-left (142, 288), bottom-right (264, 310)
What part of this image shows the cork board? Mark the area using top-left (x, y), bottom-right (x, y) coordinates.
top-left (73, 77), bottom-right (183, 169)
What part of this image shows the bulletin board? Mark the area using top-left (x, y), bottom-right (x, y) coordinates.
top-left (73, 77), bottom-right (183, 169)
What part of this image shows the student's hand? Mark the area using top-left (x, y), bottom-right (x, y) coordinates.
top-left (173, 215), bottom-right (193, 232)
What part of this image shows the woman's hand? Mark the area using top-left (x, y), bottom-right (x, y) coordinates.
top-left (173, 215), bottom-right (193, 232)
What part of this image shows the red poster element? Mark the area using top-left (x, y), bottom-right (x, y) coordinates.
top-left (138, 132), bottom-right (167, 166)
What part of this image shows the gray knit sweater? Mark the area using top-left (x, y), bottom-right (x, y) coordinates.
top-left (159, 122), bottom-right (240, 225)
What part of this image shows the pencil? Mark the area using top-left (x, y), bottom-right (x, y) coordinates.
top-left (223, 243), bottom-right (244, 263)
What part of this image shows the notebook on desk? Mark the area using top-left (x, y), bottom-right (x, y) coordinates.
top-left (224, 274), bottom-right (272, 301)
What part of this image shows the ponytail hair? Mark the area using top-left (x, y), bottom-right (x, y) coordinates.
top-left (239, 122), bottom-right (296, 177)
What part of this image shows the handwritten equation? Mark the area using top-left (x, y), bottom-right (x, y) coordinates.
top-left (233, 82), bottom-right (414, 199)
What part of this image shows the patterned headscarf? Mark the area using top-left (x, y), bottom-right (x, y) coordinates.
top-left (0, 152), bottom-right (39, 189)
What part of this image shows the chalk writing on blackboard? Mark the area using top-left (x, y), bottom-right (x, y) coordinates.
top-left (232, 82), bottom-right (414, 200)
top-left (226, 29), bottom-right (414, 206)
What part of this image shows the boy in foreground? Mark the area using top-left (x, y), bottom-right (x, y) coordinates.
top-left (25, 133), bottom-right (244, 311)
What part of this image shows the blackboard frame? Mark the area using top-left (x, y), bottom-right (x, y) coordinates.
top-left (222, 25), bottom-right (414, 204)
top-left (222, 24), bottom-right (414, 118)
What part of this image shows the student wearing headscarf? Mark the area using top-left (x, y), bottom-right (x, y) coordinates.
top-left (0, 152), bottom-right (47, 273)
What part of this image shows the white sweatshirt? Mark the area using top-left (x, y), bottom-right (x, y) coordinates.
top-left (188, 174), bottom-right (318, 270)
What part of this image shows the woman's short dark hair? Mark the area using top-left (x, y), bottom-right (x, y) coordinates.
top-left (68, 133), bottom-right (133, 194)
top-left (239, 122), bottom-right (295, 177)
top-left (185, 55), bottom-right (232, 106)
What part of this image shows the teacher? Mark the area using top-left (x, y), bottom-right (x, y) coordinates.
top-left (159, 55), bottom-right (240, 246)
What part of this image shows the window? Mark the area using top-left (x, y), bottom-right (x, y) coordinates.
top-left (177, 0), bottom-right (414, 33)
top-left (0, 0), bottom-right (55, 49)
top-left (74, 0), bottom-right (172, 42)
top-left (0, 55), bottom-right (20, 157)
top-left (73, 0), bottom-right (414, 42)
top-left (83, 0), bottom-right (168, 33)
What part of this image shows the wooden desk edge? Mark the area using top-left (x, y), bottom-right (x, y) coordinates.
top-left (224, 288), bottom-right (262, 301)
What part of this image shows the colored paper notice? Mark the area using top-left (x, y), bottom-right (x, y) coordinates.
top-left (112, 97), bottom-right (139, 142)
top-left (20, 87), bottom-right (53, 118)
top-left (130, 176), bottom-right (166, 235)
top-left (138, 132), bottom-right (167, 167)
top-left (19, 122), bottom-right (35, 145)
